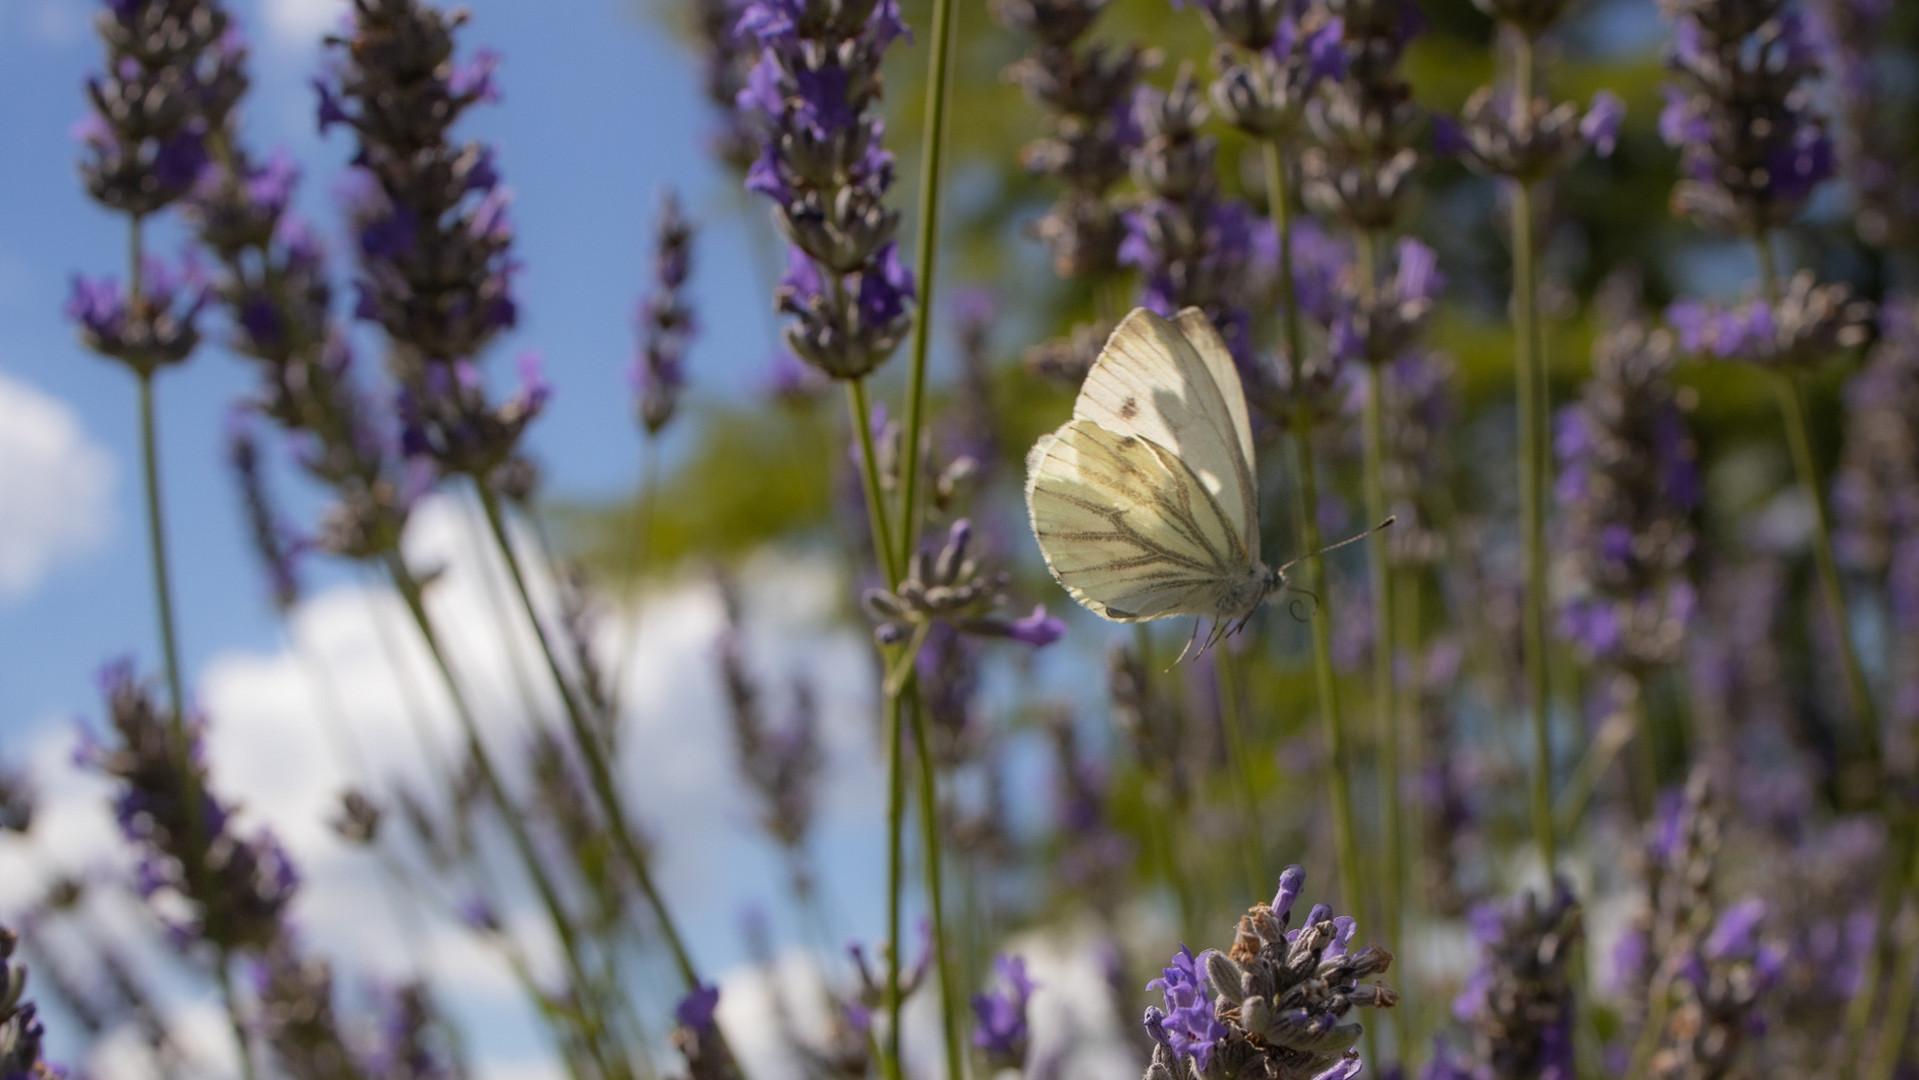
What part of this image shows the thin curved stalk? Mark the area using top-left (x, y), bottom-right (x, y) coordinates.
top-left (380, 551), bottom-right (623, 1078)
top-left (1214, 649), bottom-right (1265, 896)
top-left (474, 484), bottom-right (702, 990)
top-left (843, 379), bottom-right (907, 1080)
top-left (1511, 174), bottom-right (1557, 876)
top-left (893, 0), bottom-right (958, 574)
top-left (1360, 355), bottom-right (1407, 1071)
top-left (1864, 833), bottom-right (1919, 1080)
top-left (1264, 139), bottom-right (1365, 927)
top-left (908, 694), bottom-right (964, 1080)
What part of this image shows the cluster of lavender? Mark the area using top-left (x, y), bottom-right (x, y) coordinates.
top-left (1142, 866), bottom-right (1395, 1080)
top-left (1658, 0), bottom-right (1833, 236)
top-left (735, 0), bottom-right (915, 381)
top-left (1806, 0), bottom-right (1918, 248)
top-left (995, 0), bottom-right (1146, 282)
top-left (317, 0), bottom-right (545, 487)
top-left (80, 662), bottom-right (298, 952)
top-left (1554, 322), bottom-right (1701, 672)
top-left (862, 519), bottom-right (1066, 647)
top-left (972, 954), bottom-right (1037, 1070)
top-left (634, 191), bottom-right (697, 436)
top-left (1428, 880), bottom-right (1582, 1080)
top-left (1665, 273), bottom-right (1872, 369)
top-left (689, 0), bottom-right (761, 172)
top-left (1834, 297), bottom-right (1919, 728)
top-left (1122, 68), bottom-right (1265, 381)
top-left (1612, 774), bottom-right (1783, 1078)
top-left (1, 925), bottom-right (56, 1080)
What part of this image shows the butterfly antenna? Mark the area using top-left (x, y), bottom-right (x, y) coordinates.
top-left (1276, 515), bottom-right (1398, 576)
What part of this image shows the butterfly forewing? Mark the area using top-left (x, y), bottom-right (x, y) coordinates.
top-left (1027, 419), bottom-right (1249, 622)
top-left (1071, 308), bottom-right (1261, 557)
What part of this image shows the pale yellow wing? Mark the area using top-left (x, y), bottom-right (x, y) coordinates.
top-left (1026, 419), bottom-right (1250, 622)
top-left (1071, 308), bottom-right (1260, 556)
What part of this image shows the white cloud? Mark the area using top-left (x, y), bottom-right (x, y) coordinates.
top-left (257, 0), bottom-right (347, 48)
top-left (0, 370), bottom-right (114, 601)
top-left (4, 493), bottom-right (879, 1079)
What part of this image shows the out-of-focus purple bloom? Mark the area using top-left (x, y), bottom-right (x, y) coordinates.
top-left (1665, 274), bottom-right (1871, 369)
top-left (67, 254), bottom-right (211, 375)
top-left (1448, 880), bottom-right (1581, 1080)
top-left (677, 984), bottom-right (721, 1034)
top-left (1580, 90), bottom-right (1625, 158)
top-left (634, 193), bottom-right (697, 436)
top-left (972, 955), bottom-right (1036, 1069)
top-left (0, 924), bottom-right (55, 1080)
top-left (225, 410), bottom-right (305, 612)
top-left (1661, 0), bottom-right (1836, 231)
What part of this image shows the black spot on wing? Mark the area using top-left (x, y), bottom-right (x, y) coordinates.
top-left (1119, 397), bottom-right (1139, 420)
top-left (1106, 606), bottom-right (1136, 619)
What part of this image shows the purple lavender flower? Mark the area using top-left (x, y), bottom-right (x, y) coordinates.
top-left (1661, 0), bottom-right (1836, 232)
top-left (972, 954), bottom-right (1036, 1070)
top-left (633, 191), bottom-right (696, 436)
top-left (82, 662), bottom-right (298, 952)
top-left (737, 0), bottom-right (913, 380)
top-left (862, 520), bottom-right (1067, 649)
top-left (1664, 273), bottom-right (1871, 369)
top-left (318, 0), bottom-right (533, 483)
top-left (1142, 865), bottom-right (1393, 1080)
top-left (67, 253), bottom-right (211, 375)
top-left (1553, 323), bottom-right (1699, 669)
top-left (1447, 880), bottom-right (1582, 1080)
top-left (225, 409), bottom-right (304, 612)
top-left (0, 925), bottom-right (56, 1080)
top-left (76, 0), bottom-right (246, 217)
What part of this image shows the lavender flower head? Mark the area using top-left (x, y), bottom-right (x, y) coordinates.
top-left (1, 925), bottom-right (57, 1080)
top-left (1188, 0), bottom-right (1347, 140)
top-left (997, 0), bottom-right (1147, 279)
top-left (1142, 864), bottom-right (1394, 1080)
top-left (737, 0), bottom-right (915, 380)
top-left (862, 520), bottom-right (1066, 648)
top-left (1658, 0), bottom-right (1835, 233)
top-left (80, 661), bottom-right (298, 952)
top-left (1448, 87), bottom-right (1624, 185)
top-left (1554, 323), bottom-right (1700, 669)
top-left (1448, 880), bottom-right (1583, 1080)
top-left (1664, 272), bottom-right (1871, 370)
top-left (634, 190), bottom-right (697, 436)
top-left (692, 0), bottom-right (762, 171)
top-left (972, 954), bottom-right (1037, 1070)
top-left (67, 252), bottom-right (211, 375)
top-left (76, 0), bottom-right (246, 217)
top-left (319, 0), bottom-right (535, 483)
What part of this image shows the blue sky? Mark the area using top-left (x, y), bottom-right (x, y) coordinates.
top-left (0, 0), bottom-right (780, 740)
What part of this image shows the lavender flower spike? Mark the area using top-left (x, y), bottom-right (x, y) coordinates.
top-left (1, 924), bottom-right (57, 1079)
top-left (634, 190), bottom-right (697, 436)
top-left (972, 954), bottom-right (1037, 1070)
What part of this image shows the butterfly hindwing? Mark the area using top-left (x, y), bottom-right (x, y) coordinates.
top-left (1071, 308), bottom-right (1261, 558)
top-left (1027, 419), bottom-right (1249, 623)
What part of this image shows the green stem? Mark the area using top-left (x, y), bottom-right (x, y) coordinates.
top-left (845, 379), bottom-right (907, 1080)
top-left (1865, 830), bottom-right (1919, 1080)
top-left (380, 551), bottom-right (622, 1077)
top-left (213, 953), bottom-right (257, 1080)
top-left (1266, 136), bottom-right (1364, 932)
top-left (1214, 649), bottom-right (1265, 896)
top-left (894, 0), bottom-right (959, 574)
top-left (1360, 344), bottom-right (1407, 1074)
top-left (908, 693), bottom-right (965, 1080)
top-left (138, 377), bottom-right (187, 722)
top-left (848, 379), bottom-right (901, 585)
top-left (1511, 173), bottom-right (1557, 876)
top-left (473, 483), bottom-right (702, 990)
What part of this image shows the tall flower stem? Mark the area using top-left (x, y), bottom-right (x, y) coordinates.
top-left (1355, 232), bottom-right (1408, 1072)
top-left (473, 483), bottom-right (701, 989)
top-left (1214, 650), bottom-right (1266, 895)
top-left (1511, 169), bottom-right (1557, 876)
top-left (379, 550), bottom-right (621, 1077)
top-left (132, 218), bottom-right (258, 1080)
top-left (844, 382), bottom-right (906, 1080)
top-left (1753, 234), bottom-right (1900, 1077)
top-left (1865, 836), bottom-right (1919, 1080)
top-left (893, 0), bottom-right (957, 571)
top-left (1263, 139), bottom-right (1366, 933)
top-left (1751, 238), bottom-right (1881, 760)
top-left (908, 694), bottom-right (965, 1080)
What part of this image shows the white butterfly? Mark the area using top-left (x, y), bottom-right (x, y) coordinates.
top-left (1025, 306), bottom-right (1379, 654)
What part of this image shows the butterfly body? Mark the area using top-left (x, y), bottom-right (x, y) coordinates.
top-left (1025, 307), bottom-right (1280, 634)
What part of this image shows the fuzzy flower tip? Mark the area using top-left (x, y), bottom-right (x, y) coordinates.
top-left (971, 954), bottom-right (1036, 1068)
